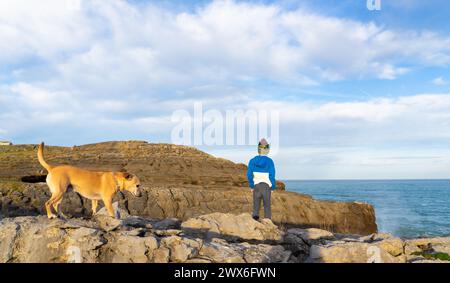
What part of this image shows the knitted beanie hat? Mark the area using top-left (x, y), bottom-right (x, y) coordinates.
top-left (258, 138), bottom-right (270, 155)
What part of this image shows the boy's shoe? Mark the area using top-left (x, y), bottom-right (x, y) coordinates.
top-left (252, 215), bottom-right (260, 221)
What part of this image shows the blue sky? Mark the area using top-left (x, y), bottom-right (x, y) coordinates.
top-left (1, 0), bottom-right (450, 179)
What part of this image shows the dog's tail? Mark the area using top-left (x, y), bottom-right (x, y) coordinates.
top-left (38, 142), bottom-right (52, 171)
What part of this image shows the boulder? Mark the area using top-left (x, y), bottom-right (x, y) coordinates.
top-left (102, 233), bottom-right (157, 263)
top-left (0, 220), bottom-right (19, 262)
top-left (404, 237), bottom-right (450, 252)
top-left (199, 241), bottom-right (245, 263)
top-left (181, 213), bottom-right (284, 241)
top-left (160, 236), bottom-right (202, 263)
top-left (153, 247), bottom-right (170, 263)
top-left (64, 226), bottom-right (106, 263)
top-left (94, 216), bottom-right (122, 232)
top-left (308, 238), bottom-right (406, 263)
top-left (287, 228), bottom-right (334, 245)
top-left (0, 216), bottom-right (68, 263)
top-left (0, 215), bottom-right (156, 263)
top-left (240, 243), bottom-right (291, 263)
top-left (96, 202), bottom-right (130, 219)
top-left (93, 202), bottom-right (134, 232)
top-left (404, 237), bottom-right (450, 262)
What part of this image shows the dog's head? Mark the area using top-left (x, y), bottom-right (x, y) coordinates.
top-left (115, 172), bottom-right (142, 197)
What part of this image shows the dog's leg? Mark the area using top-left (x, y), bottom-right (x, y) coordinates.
top-left (46, 175), bottom-right (69, 220)
top-left (53, 197), bottom-right (68, 220)
top-left (45, 179), bottom-right (58, 219)
top-left (102, 197), bottom-right (117, 218)
top-left (45, 193), bottom-right (61, 219)
top-left (49, 192), bottom-right (64, 218)
top-left (91, 199), bottom-right (98, 215)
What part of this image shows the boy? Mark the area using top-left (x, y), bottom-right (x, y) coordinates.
top-left (247, 138), bottom-right (276, 220)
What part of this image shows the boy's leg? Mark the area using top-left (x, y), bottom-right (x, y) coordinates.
top-left (262, 183), bottom-right (272, 219)
top-left (252, 185), bottom-right (262, 220)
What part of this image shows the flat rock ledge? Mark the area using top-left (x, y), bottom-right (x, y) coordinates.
top-left (0, 212), bottom-right (448, 263)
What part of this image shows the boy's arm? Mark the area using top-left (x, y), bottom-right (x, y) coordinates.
top-left (247, 159), bottom-right (255, 189)
top-left (269, 159), bottom-right (276, 190)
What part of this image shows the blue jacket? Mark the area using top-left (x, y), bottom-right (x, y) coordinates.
top-left (247, 155), bottom-right (276, 190)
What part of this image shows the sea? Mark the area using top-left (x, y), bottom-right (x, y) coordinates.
top-left (284, 179), bottom-right (450, 238)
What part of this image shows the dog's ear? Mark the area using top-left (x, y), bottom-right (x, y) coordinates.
top-left (123, 172), bottom-right (133, 180)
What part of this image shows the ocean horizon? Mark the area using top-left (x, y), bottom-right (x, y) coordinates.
top-left (284, 179), bottom-right (450, 238)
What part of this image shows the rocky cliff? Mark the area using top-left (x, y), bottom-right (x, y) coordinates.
top-left (0, 141), bottom-right (377, 235)
top-left (0, 212), bottom-right (447, 263)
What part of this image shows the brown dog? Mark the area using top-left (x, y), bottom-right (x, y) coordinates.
top-left (37, 142), bottom-right (141, 219)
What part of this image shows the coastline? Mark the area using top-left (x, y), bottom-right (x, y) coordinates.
top-left (1, 141), bottom-right (448, 263)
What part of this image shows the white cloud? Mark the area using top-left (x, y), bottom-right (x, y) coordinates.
top-left (1, 0), bottom-right (450, 91)
top-left (0, 0), bottom-right (95, 64)
top-left (248, 94), bottom-right (450, 148)
top-left (3, 77), bottom-right (450, 149)
top-left (8, 82), bottom-right (79, 110)
top-left (432, 77), bottom-right (448, 86)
